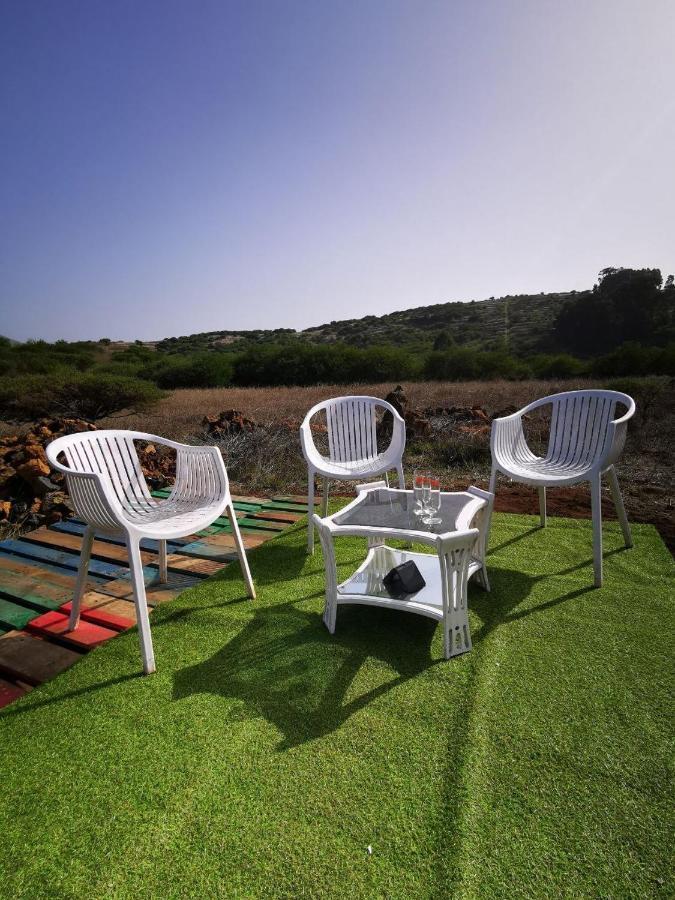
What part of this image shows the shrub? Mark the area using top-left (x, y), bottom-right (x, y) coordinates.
top-left (139, 352), bottom-right (235, 389)
top-left (0, 373), bottom-right (163, 421)
top-left (423, 348), bottom-right (530, 380)
top-left (232, 343), bottom-right (417, 387)
top-left (592, 342), bottom-right (675, 377)
top-left (528, 354), bottom-right (586, 378)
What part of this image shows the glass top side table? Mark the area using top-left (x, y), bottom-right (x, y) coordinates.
top-left (313, 482), bottom-right (493, 659)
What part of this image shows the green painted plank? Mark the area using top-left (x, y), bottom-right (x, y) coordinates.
top-left (0, 586), bottom-right (65, 613)
top-left (237, 517), bottom-right (286, 532)
top-left (260, 501), bottom-right (310, 513)
top-left (0, 598), bottom-right (39, 630)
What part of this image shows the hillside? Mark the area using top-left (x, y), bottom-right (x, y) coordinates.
top-left (155, 290), bottom-right (576, 355)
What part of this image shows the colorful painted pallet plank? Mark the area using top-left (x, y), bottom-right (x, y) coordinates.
top-left (60, 594), bottom-right (139, 625)
top-left (0, 678), bottom-right (28, 708)
top-left (59, 601), bottom-right (134, 632)
top-left (0, 552), bottom-right (103, 588)
top-left (26, 611), bottom-right (119, 650)
top-left (260, 501), bottom-right (311, 513)
top-left (96, 574), bottom-right (200, 605)
top-left (0, 631), bottom-right (82, 685)
top-left (253, 510), bottom-right (303, 524)
top-left (0, 541), bottom-right (127, 580)
top-left (0, 570), bottom-right (71, 611)
top-left (21, 529), bottom-right (159, 570)
top-left (272, 495), bottom-right (319, 506)
top-left (163, 554), bottom-right (225, 578)
top-left (52, 521), bottom-right (187, 553)
top-left (237, 517), bottom-right (287, 532)
top-left (0, 599), bottom-right (40, 631)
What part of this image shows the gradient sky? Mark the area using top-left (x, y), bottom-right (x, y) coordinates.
top-left (1, 0), bottom-right (674, 341)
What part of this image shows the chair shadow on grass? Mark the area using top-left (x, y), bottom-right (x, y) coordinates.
top-left (173, 600), bottom-right (444, 750)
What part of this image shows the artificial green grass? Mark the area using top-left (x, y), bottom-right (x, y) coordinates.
top-left (0, 511), bottom-right (672, 899)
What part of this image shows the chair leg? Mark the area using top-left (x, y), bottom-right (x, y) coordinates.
top-left (126, 536), bottom-right (155, 675)
top-left (158, 539), bottom-right (168, 583)
top-left (590, 475), bottom-right (603, 588)
top-left (307, 470), bottom-right (315, 554)
top-left (396, 464), bottom-right (405, 489)
top-left (538, 486), bottom-right (547, 528)
top-left (607, 466), bottom-right (633, 549)
top-left (69, 525), bottom-right (95, 630)
top-left (321, 477), bottom-right (329, 517)
top-left (227, 503), bottom-right (256, 599)
top-left (488, 467), bottom-right (497, 495)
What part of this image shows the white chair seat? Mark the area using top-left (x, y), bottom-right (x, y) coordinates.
top-left (495, 454), bottom-right (597, 485)
top-left (115, 496), bottom-right (224, 536)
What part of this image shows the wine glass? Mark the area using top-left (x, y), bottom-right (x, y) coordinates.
top-left (423, 476), bottom-right (442, 525)
top-left (413, 471), bottom-right (427, 517)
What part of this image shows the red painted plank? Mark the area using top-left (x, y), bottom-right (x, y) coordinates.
top-left (26, 611), bottom-right (119, 650)
top-left (0, 677), bottom-right (27, 708)
top-left (59, 601), bottom-right (133, 632)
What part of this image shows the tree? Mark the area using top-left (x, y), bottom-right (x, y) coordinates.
top-left (433, 329), bottom-right (455, 351)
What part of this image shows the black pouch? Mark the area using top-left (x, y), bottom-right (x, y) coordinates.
top-left (382, 560), bottom-right (426, 598)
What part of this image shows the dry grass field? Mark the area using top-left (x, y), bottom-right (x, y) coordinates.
top-left (101, 379), bottom-right (598, 438)
top-left (97, 378), bottom-right (673, 549)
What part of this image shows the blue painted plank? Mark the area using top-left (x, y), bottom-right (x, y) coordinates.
top-left (51, 521), bottom-right (185, 553)
top-left (0, 549), bottom-right (107, 585)
top-left (179, 540), bottom-right (238, 563)
top-left (0, 541), bottom-right (127, 579)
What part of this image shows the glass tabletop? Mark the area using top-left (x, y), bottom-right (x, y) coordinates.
top-left (331, 487), bottom-right (479, 534)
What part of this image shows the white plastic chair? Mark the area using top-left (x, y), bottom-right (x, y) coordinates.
top-left (489, 390), bottom-right (635, 586)
top-left (300, 396), bottom-right (406, 552)
top-left (46, 430), bottom-right (255, 674)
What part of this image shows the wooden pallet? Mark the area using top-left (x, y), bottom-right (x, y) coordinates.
top-left (0, 494), bottom-right (313, 707)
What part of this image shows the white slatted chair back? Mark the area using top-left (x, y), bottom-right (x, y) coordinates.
top-left (325, 397), bottom-right (380, 465)
top-left (545, 391), bottom-right (626, 471)
top-left (53, 431), bottom-right (153, 524)
top-left (301, 395), bottom-right (406, 552)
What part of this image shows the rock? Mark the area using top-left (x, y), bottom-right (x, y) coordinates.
top-left (35, 476), bottom-right (60, 495)
top-left (16, 457), bottom-right (51, 484)
top-left (404, 410), bottom-right (431, 439)
top-left (384, 386), bottom-right (407, 417)
top-left (203, 409), bottom-right (257, 437)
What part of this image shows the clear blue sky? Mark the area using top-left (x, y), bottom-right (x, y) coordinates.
top-left (1, 0), bottom-right (674, 341)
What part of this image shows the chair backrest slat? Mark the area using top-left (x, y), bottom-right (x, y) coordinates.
top-left (547, 392), bottom-right (620, 466)
top-left (54, 431), bottom-right (153, 511)
top-left (322, 397), bottom-right (382, 464)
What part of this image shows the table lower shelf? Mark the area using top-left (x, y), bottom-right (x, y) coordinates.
top-left (336, 545), bottom-right (482, 622)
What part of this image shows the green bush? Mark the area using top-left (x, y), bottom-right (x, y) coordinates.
top-left (528, 354), bottom-right (586, 378)
top-left (592, 342), bottom-right (675, 377)
top-left (233, 343), bottom-right (416, 387)
top-left (423, 348), bottom-right (530, 380)
top-left (0, 373), bottom-right (163, 421)
top-left (139, 352), bottom-right (235, 389)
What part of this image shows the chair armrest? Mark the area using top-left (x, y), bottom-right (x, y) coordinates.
top-left (299, 419), bottom-right (326, 469)
top-left (490, 413), bottom-right (530, 468)
top-left (62, 470), bottom-right (125, 531)
top-left (170, 443), bottom-right (229, 502)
